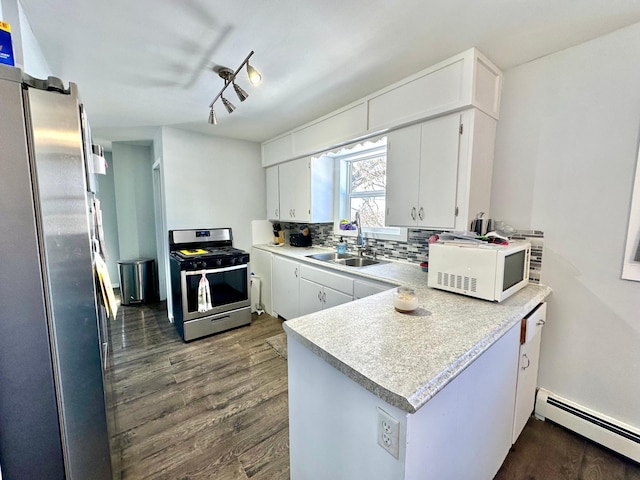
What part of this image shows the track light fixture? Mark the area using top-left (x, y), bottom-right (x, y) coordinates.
top-left (208, 50), bottom-right (261, 124)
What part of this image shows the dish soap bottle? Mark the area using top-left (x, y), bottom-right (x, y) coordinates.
top-left (337, 237), bottom-right (347, 254)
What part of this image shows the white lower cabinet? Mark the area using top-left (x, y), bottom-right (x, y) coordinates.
top-left (269, 252), bottom-right (396, 320)
top-left (299, 279), bottom-right (352, 316)
top-left (512, 302), bottom-right (547, 443)
top-left (250, 247), bottom-right (274, 316)
top-left (272, 256), bottom-right (300, 320)
top-left (299, 264), bottom-right (353, 316)
top-left (288, 317), bottom-right (521, 480)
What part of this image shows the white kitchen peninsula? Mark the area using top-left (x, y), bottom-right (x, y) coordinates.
top-left (273, 250), bottom-right (550, 479)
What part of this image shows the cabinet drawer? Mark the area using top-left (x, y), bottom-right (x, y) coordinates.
top-left (299, 264), bottom-right (353, 296)
top-left (522, 303), bottom-right (547, 344)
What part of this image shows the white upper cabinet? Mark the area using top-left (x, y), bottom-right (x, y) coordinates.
top-left (385, 124), bottom-right (422, 227)
top-left (293, 103), bottom-right (368, 155)
top-left (386, 109), bottom-right (496, 231)
top-left (368, 49), bottom-right (502, 132)
top-left (386, 113), bottom-right (461, 229)
top-left (261, 48), bottom-right (502, 166)
top-left (262, 134), bottom-right (293, 168)
top-left (266, 166), bottom-right (280, 220)
top-left (270, 156), bottom-right (333, 223)
top-left (262, 103), bottom-right (368, 167)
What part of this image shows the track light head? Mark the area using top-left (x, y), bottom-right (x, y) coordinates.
top-left (233, 82), bottom-right (249, 102)
top-left (221, 96), bottom-right (235, 114)
top-left (246, 63), bottom-right (262, 85)
top-left (208, 108), bottom-right (217, 125)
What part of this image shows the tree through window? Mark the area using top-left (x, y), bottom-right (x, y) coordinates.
top-left (348, 153), bottom-right (386, 227)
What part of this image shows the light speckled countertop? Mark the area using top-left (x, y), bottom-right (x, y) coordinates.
top-left (254, 244), bottom-right (552, 413)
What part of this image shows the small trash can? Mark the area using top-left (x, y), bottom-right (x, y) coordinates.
top-left (117, 258), bottom-right (158, 306)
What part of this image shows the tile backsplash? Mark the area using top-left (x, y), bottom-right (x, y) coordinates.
top-left (281, 222), bottom-right (441, 264)
top-left (511, 230), bottom-right (544, 284)
top-left (277, 222), bottom-right (544, 283)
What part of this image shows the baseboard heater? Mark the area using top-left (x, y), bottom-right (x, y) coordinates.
top-left (535, 388), bottom-right (640, 463)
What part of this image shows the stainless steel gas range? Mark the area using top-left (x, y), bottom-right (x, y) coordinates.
top-left (169, 228), bottom-right (251, 341)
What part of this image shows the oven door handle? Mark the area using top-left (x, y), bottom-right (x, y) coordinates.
top-left (183, 264), bottom-right (248, 276)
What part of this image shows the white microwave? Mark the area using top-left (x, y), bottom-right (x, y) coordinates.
top-left (428, 241), bottom-right (531, 302)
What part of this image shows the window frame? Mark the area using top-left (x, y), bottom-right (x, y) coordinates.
top-left (331, 137), bottom-right (408, 242)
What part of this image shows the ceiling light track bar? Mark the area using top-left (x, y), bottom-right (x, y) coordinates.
top-left (209, 50), bottom-right (255, 109)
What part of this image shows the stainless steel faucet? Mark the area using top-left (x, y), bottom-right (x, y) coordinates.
top-left (354, 212), bottom-right (365, 256)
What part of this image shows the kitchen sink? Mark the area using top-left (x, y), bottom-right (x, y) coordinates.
top-left (306, 252), bottom-right (355, 262)
top-left (332, 257), bottom-right (381, 267)
top-left (306, 252), bottom-right (385, 268)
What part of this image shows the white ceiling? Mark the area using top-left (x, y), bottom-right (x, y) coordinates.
top-left (19, 0), bottom-right (640, 146)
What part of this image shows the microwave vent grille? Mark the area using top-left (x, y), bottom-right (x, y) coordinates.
top-left (436, 271), bottom-right (477, 293)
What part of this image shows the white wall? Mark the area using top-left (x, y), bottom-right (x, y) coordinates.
top-left (491, 22), bottom-right (640, 427)
top-left (96, 151), bottom-right (121, 286)
top-left (152, 128), bottom-right (169, 303)
top-left (112, 143), bottom-right (157, 263)
top-left (160, 127), bottom-right (265, 254)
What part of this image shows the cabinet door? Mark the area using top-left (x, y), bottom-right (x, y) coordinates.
top-left (385, 124), bottom-right (421, 226)
top-left (272, 256), bottom-right (299, 320)
top-left (250, 248), bottom-right (273, 316)
top-left (266, 166), bottom-right (280, 220)
top-left (278, 160), bottom-right (295, 221)
top-left (418, 112), bottom-right (461, 229)
top-left (279, 158), bottom-right (310, 222)
top-left (322, 286), bottom-right (352, 310)
top-left (299, 278), bottom-right (324, 316)
top-left (512, 303), bottom-right (546, 443)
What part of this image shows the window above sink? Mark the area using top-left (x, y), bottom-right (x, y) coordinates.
top-left (323, 136), bottom-right (408, 242)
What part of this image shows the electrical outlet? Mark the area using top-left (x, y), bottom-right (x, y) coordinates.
top-left (377, 407), bottom-right (400, 458)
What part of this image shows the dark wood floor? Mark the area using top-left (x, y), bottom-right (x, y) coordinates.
top-left (108, 302), bottom-right (640, 480)
top-left (496, 417), bottom-right (640, 480)
top-left (108, 302), bottom-right (289, 479)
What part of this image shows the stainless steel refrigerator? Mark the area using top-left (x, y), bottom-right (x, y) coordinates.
top-left (0, 64), bottom-right (115, 479)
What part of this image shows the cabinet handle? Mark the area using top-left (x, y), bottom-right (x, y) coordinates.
top-left (536, 319), bottom-right (546, 326)
top-left (289, 209), bottom-right (293, 218)
top-left (411, 207), bottom-right (416, 220)
top-left (521, 353), bottom-right (530, 371)
top-left (293, 208), bottom-right (296, 217)
top-left (275, 208), bottom-right (279, 217)
top-left (322, 292), bottom-right (327, 303)
top-left (295, 267), bottom-right (298, 278)
top-left (418, 207), bottom-right (424, 221)
top-left (318, 291), bottom-right (322, 302)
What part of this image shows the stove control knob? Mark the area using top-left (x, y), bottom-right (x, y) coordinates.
top-left (215, 258), bottom-right (223, 267)
top-left (230, 257), bottom-right (236, 265)
top-left (191, 261), bottom-right (199, 270)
